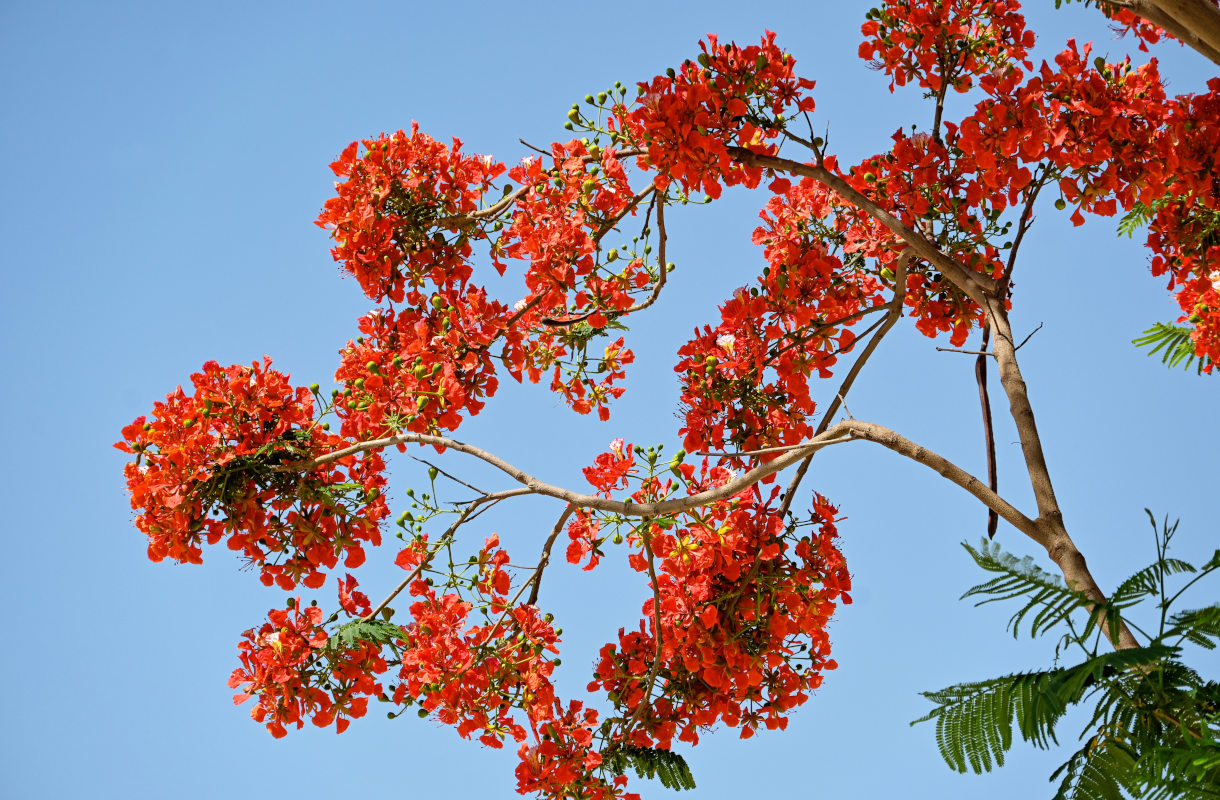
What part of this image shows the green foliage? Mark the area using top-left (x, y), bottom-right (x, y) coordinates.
top-left (333, 618), bottom-right (406, 650)
top-left (962, 540), bottom-right (1098, 639)
top-left (603, 744), bottom-right (696, 791)
top-left (1117, 201), bottom-right (1156, 239)
top-left (915, 512), bottom-right (1220, 798)
top-left (1133, 322), bottom-right (1213, 375)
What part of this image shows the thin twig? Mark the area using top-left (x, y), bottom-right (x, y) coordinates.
top-left (779, 249), bottom-right (911, 520)
top-left (361, 488), bottom-right (524, 621)
top-left (540, 186), bottom-right (659, 327)
top-left (623, 521), bottom-right (666, 739)
top-left (1014, 322), bottom-right (1043, 351)
top-left (621, 194), bottom-right (668, 314)
top-left (696, 436), bottom-right (852, 458)
top-left (768, 304), bottom-right (890, 362)
top-left (287, 427), bottom-right (851, 519)
top-left (518, 138), bottom-right (550, 156)
top-left (1001, 165), bottom-right (1048, 296)
top-left (527, 504), bottom-right (576, 606)
top-left (411, 456), bottom-right (484, 495)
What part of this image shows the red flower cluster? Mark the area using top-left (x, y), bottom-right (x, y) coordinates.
top-left (614, 32), bottom-right (816, 199)
top-left (945, 40), bottom-right (1219, 364)
top-left (317, 124), bottom-right (505, 303)
top-left (590, 471), bottom-right (849, 748)
top-left (581, 438), bottom-right (636, 497)
top-left (859, 0), bottom-right (1035, 93)
top-left (228, 596), bottom-right (389, 738)
top-left (516, 700), bottom-right (634, 800)
top-left (498, 140), bottom-right (638, 303)
top-left (676, 182), bottom-right (891, 453)
top-left (492, 140), bottom-right (643, 420)
top-left (116, 359), bottom-right (387, 589)
top-left (392, 534), bottom-right (562, 748)
top-left (120, 7), bottom-right (1220, 798)
top-left (333, 300), bottom-right (507, 441)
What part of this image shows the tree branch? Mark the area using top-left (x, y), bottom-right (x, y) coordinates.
top-left (985, 298), bottom-right (1140, 650)
top-left (361, 488), bottom-right (526, 621)
top-left (292, 428), bottom-right (853, 519)
top-left (779, 249), bottom-right (912, 520)
top-left (527, 504), bottom-right (576, 606)
top-left (836, 420), bottom-right (1044, 544)
top-left (623, 520), bottom-right (666, 740)
top-left (726, 147), bottom-right (997, 303)
top-left (1118, 0), bottom-right (1220, 66)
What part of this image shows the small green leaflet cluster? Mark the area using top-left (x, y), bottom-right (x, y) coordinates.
top-left (914, 511), bottom-right (1220, 799)
top-left (603, 744), bottom-right (697, 792)
top-left (1116, 199), bottom-right (1215, 376)
top-left (331, 618), bottom-right (405, 650)
top-left (1133, 323), bottom-right (1214, 375)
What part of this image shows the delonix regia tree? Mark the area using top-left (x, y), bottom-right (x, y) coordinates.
top-left (116, 1), bottom-right (1220, 798)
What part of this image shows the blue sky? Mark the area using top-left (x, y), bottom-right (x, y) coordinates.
top-left (2, 1), bottom-right (1216, 798)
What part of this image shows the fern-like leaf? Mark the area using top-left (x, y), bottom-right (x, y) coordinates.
top-left (1133, 322), bottom-right (1213, 374)
top-left (914, 670), bottom-right (1064, 772)
top-left (1117, 202), bottom-right (1155, 238)
top-left (962, 540), bottom-right (1097, 639)
top-left (915, 645), bottom-right (1178, 775)
top-left (1168, 606), bottom-right (1220, 651)
top-left (334, 619), bottom-right (407, 649)
top-left (1065, 737), bottom-right (1140, 800)
top-left (1110, 558), bottom-right (1197, 608)
top-left (603, 744), bottom-right (696, 791)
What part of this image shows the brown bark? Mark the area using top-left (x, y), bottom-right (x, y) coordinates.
top-left (1136, 0), bottom-right (1220, 66)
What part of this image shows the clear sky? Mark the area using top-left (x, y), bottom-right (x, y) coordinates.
top-left (2, 1), bottom-right (1216, 798)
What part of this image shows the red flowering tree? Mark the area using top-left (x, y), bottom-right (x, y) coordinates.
top-left (118, 2), bottom-right (1220, 798)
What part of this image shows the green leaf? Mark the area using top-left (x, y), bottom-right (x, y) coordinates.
top-left (1133, 322), bottom-right (1212, 375)
top-left (961, 540), bottom-right (1097, 639)
top-left (1051, 736), bottom-right (1140, 800)
top-left (334, 619), bottom-right (407, 649)
top-left (1168, 606), bottom-right (1220, 650)
top-left (1110, 557), bottom-right (1196, 607)
top-left (603, 744), bottom-right (696, 791)
top-left (914, 645), bottom-right (1178, 775)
